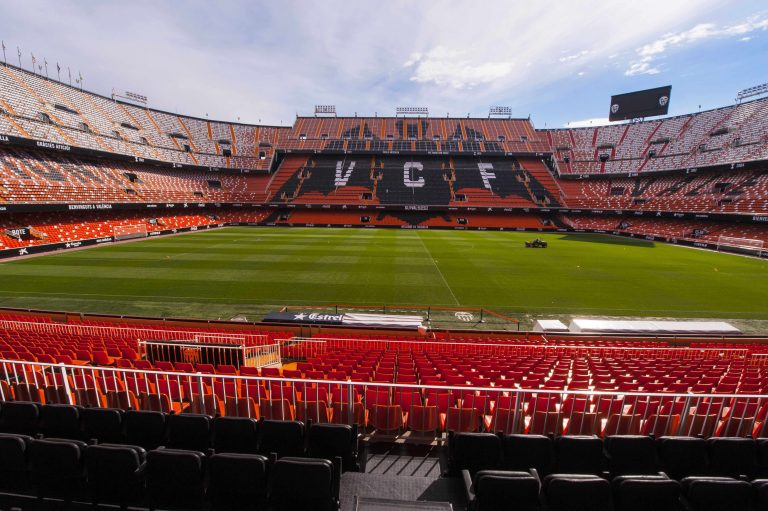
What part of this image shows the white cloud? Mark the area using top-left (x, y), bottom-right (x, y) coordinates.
top-left (626, 14), bottom-right (768, 75)
top-left (559, 50), bottom-right (590, 63)
top-left (0, 0), bottom-right (750, 124)
top-left (740, 36), bottom-right (752, 41)
top-left (405, 47), bottom-right (514, 89)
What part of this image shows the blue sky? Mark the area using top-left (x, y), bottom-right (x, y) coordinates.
top-left (1, 0), bottom-right (767, 128)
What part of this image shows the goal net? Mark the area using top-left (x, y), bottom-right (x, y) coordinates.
top-left (113, 223), bottom-right (148, 241)
top-left (716, 236), bottom-right (764, 256)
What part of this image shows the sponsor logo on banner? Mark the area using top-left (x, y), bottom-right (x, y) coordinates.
top-left (455, 311), bottom-right (474, 322)
top-left (263, 311), bottom-right (344, 325)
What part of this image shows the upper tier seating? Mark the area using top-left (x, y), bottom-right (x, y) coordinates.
top-left (0, 65), bottom-right (284, 170)
top-left (546, 96), bottom-right (768, 175)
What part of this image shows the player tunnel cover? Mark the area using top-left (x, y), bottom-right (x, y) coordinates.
top-left (609, 86), bottom-right (672, 121)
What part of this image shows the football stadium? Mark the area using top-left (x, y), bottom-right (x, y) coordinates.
top-left (1, 1), bottom-right (768, 509)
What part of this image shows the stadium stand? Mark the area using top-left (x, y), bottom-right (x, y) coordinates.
top-left (546, 96), bottom-right (768, 175)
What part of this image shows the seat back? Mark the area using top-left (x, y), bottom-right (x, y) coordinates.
top-left (657, 436), bottom-right (708, 480)
top-left (474, 470), bottom-right (540, 511)
top-left (212, 416), bottom-right (259, 454)
top-left (605, 435), bottom-right (658, 477)
top-left (40, 404), bottom-right (81, 440)
top-left (449, 432), bottom-right (502, 477)
top-left (269, 457), bottom-right (338, 511)
top-left (554, 435), bottom-right (605, 475)
top-left (124, 410), bottom-right (166, 450)
top-left (85, 444), bottom-right (145, 505)
top-left (0, 401), bottom-right (40, 436)
top-left (308, 423), bottom-right (357, 472)
top-left (30, 438), bottom-right (87, 500)
top-left (208, 453), bottom-right (269, 511)
top-left (81, 407), bottom-right (123, 444)
top-left (0, 433), bottom-right (32, 492)
top-left (259, 420), bottom-right (305, 458)
top-left (146, 449), bottom-right (206, 509)
top-left (166, 413), bottom-right (211, 452)
top-left (544, 474), bottom-right (612, 511)
top-left (501, 434), bottom-right (554, 477)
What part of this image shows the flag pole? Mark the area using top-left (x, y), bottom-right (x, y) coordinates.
top-left (17, 47), bottom-right (21, 68)
top-left (1, 41), bottom-right (6, 65)
top-left (44, 59), bottom-right (48, 78)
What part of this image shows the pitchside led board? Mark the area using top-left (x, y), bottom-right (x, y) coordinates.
top-left (608, 86), bottom-right (672, 121)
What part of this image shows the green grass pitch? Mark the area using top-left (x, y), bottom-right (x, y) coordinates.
top-left (0, 227), bottom-right (766, 321)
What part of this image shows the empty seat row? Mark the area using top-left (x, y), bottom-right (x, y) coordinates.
top-left (0, 401), bottom-right (359, 471)
top-left (463, 468), bottom-right (766, 511)
top-left (0, 434), bottom-right (341, 510)
top-left (448, 432), bottom-right (768, 481)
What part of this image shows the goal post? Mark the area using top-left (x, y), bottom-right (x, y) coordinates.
top-left (113, 223), bottom-right (148, 241)
top-left (716, 236), bottom-right (764, 257)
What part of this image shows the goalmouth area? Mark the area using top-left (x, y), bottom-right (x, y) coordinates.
top-left (0, 227), bottom-right (766, 330)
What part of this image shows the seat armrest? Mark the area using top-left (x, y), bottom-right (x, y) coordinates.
top-left (461, 469), bottom-right (475, 508)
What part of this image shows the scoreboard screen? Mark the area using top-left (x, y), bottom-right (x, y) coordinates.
top-left (609, 86), bottom-right (672, 121)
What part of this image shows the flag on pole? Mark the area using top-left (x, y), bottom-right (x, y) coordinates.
top-left (31, 53), bottom-right (36, 74)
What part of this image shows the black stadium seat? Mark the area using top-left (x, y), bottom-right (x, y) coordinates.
top-left (554, 435), bottom-right (605, 475)
top-left (706, 437), bottom-right (757, 479)
top-left (0, 401), bottom-right (40, 436)
top-left (611, 475), bottom-right (681, 511)
top-left (81, 406), bottom-right (124, 443)
top-left (212, 416), bottom-right (259, 454)
top-left (29, 438), bottom-right (87, 502)
top-left (680, 476), bottom-right (752, 511)
top-left (463, 469), bottom-right (541, 511)
top-left (0, 433), bottom-right (32, 493)
top-left (146, 448), bottom-right (206, 510)
top-left (449, 432), bottom-right (502, 476)
top-left (307, 423), bottom-right (359, 472)
top-left (501, 434), bottom-right (555, 477)
top-left (166, 412), bottom-right (211, 452)
top-left (85, 444), bottom-right (146, 507)
top-left (269, 456), bottom-right (341, 511)
top-left (657, 436), bottom-right (708, 480)
top-left (258, 419), bottom-right (305, 458)
top-left (40, 403), bottom-right (81, 440)
top-left (543, 473), bottom-right (613, 511)
top-left (124, 410), bottom-right (166, 450)
top-left (605, 435), bottom-right (659, 477)
top-left (208, 453), bottom-right (269, 511)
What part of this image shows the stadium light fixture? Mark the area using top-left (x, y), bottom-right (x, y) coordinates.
top-left (489, 106), bottom-right (512, 118)
top-left (314, 105), bottom-right (337, 116)
top-left (396, 107), bottom-right (429, 117)
top-left (735, 82), bottom-right (768, 102)
top-left (111, 88), bottom-right (148, 106)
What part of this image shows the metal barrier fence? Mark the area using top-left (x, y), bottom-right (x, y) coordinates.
top-left (138, 341), bottom-right (281, 369)
top-left (280, 337), bottom-right (752, 361)
top-left (0, 320), bottom-right (270, 346)
top-left (1, 358), bottom-right (767, 439)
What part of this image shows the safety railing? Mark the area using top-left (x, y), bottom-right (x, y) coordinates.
top-left (280, 337), bottom-right (752, 361)
top-left (138, 340), bottom-right (281, 369)
top-left (1, 358), bottom-right (767, 439)
top-left (0, 319), bottom-right (269, 345)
